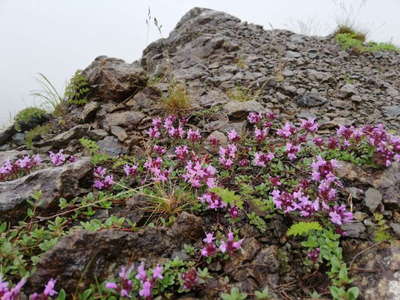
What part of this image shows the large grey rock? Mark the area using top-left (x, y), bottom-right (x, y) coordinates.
top-left (0, 125), bottom-right (15, 145)
top-left (0, 157), bottom-right (91, 212)
top-left (383, 105), bottom-right (400, 118)
top-left (83, 56), bottom-right (148, 102)
top-left (28, 212), bottom-right (203, 294)
top-left (371, 162), bottom-right (400, 207)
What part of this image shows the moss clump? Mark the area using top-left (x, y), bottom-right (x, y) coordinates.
top-left (14, 107), bottom-right (48, 132)
top-left (336, 33), bottom-right (399, 54)
top-left (65, 70), bottom-right (90, 106)
top-left (162, 83), bottom-right (192, 115)
top-left (25, 124), bottom-right (51, 148)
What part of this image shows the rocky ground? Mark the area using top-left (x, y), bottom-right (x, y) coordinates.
top-left (1, 7), bottom-right (400, 300)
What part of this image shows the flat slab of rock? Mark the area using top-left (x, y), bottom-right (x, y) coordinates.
top-left (35, 125), bottom-right (89, 148)
top-left (0, 157), bottom-right (91, 212)
top-left (103, 111), bottom-right (145, 130)
top-left (223, 100), bottom-right (264, 120)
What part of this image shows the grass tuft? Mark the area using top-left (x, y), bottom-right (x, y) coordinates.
top-left (162, 83), bottom-right (192, 115)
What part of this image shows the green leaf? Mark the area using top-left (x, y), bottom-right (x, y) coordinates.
top-left (210, 187), bottom-right (243, 209)
top-left (287, 222), bottom-right (323, 237)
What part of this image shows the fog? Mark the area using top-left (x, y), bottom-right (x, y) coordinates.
top-left (1, 0), bottom-right (399, 125)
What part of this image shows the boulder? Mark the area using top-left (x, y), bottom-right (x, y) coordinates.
top-left (28, 212), bottom-right (203, 293)
top-left (83, 56), bottom-right (148, 102)
top-left (0, 124), bottom-right (15, 146)
top-left (0, 157), bottom-right (92, 212)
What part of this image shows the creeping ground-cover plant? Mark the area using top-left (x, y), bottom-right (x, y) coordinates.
top-left (1, 109), bottom-right (400, 299)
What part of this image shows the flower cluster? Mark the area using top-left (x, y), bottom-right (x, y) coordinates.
top-left (0, 154), bottom-right (41, 181)
top-left (272, 155), bottom-right (353, 226)
top-left (105, 263), bottom-right (163, 299)
top-left (93, 167), bottom-right (114, 190)
top-left (144, 157), bottom-right (169, 183)
top-left (49, 150), bottom-right (75, 166)
top-left (199, 192), bottom-right (227, 210)
top-left (0, 277), bottom-right (57, 300)
top-left (218, 144), bottom-right (237, 168)
top-left (201, 232), bottom-right (242, 257)
top-left (123, 164), bottom-right (138, 177)
top-left (182, 160), bottom-right (217, 188)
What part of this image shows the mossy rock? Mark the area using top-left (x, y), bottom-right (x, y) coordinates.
top-left (14, 107), bottom-right (49, 132)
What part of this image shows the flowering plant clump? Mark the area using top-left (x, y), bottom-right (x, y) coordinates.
top-left (0, 277), bottom-right (57, 300)
top-left (93, 167), bottom-right (114, 190)
top-left (201, 232), bottom-right (242, 257)
top-left (105, 263), bottom-right (164, 299)
top-left (0, 154), bottom-right (41, 181)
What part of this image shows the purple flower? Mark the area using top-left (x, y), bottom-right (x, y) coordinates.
top-left (300, 118), bottom-right (318, 133)
top-left (308, 248), bottom-right (320, 263)
top-left (254, 127), bottom-right (268, 142)
top-left (93, 166), bottom-right (107, 178)
top-left (229, 206), bottom-right (239, 218)
top-left (227, 129), bottom-right (240, 142)
top-left (285, 143), bottom-right (300, 161)
top-left (136, 263), bottom-right (147, 282)
top-left (277, 122), bottom-right (296, 138)
top-left (253, 152), bottom-right (274, 167)
top-left (43, 279), bottom-right (57, 297)
top-left (49, 150), bottom-right (66, 166)
top-left (175, 145), bottom-right (189, 160)
top-left (147, 127), bottom-right (160, 139)
top-left (139, 281), bottom-right (152, 298)
top-left (247, 112), bottom-right (262, 124)
top-left (152, 265), bottom-right (163, 280)
top-left (153, 145), bottom-right (166, 155)
top-left (199, 192), bottom-right (227, 210)
top-left (219, 232), bottom-right (243, 253)
top-left (123, 164), bottom-right (138, 177)
top-left (329, 205), bottom-right (353, 225)
top-left (187, 129), bottom-right (201, 142)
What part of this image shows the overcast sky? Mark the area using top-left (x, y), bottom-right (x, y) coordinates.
top-left (1, 0), bottom-right (399, 125)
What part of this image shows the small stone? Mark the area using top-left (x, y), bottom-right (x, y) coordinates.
top-left (341, 222), bottom-right (366, 238)
top-left (390, 223), bottom-right (400, 238)
top-left (296, 92), bottom-right (328, 107)
top-left (339, 84), bottom-right (358, 98)
top-left (104, 111), bottom-right (145, 129)
top-left (0, 125), bottom-right (15, 146)
top-left (364, 188), bottom-right (382, 212)
top-left (383, 105), bottom-right (400, 118)
top-left (97, 136), bottom-right (126, 156)
top-left (110, 126), bottom-right (128, 142)
top-left (345, 187), bottom-right (364, 200)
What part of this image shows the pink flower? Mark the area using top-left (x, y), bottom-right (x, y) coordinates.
top-left (285, 143), bottom-right (300, 160)
top-left (300, 119), bottom-right (318, 133)
top-left (308, 248), bottom-right (320, 263)
top-left (254, 127), bottom-right (268, 142)
top-left (187, 129), bottom-right (201, 142)
top-left (152, 265), bottom-right (163, 280)
top-left (123, 164), bottom-right (138, 177)
top-left (139, 281), bottom-right (152, 298)
top-left (49, 150), bottom-right (66, 166)
top-left (229, 206), bottom-right (239, 218)
top-left (219, 232), bottom-right (243, 253)
top-left (175, 145), bottom-right (189, 160)
top-left (43, 279), bottom-right (57, 297)
top-left (152, 117), bottom-right (162, 128)
top-left (94, 166), bottom-right (107, 178)
top-left (227, 129), bottom-right (240, 142)
top-left (247, 112), bottom-right (263, 124)
top-left (153, 145), bottom-right (166, 155)
top-left (277, 122), bottom-right (296, 138)
top-left (136, 263), bottom-right (147, 282)
top-left (199, 192), bottom-right (227, 210)
top-left (329, 205), bottom-right (353, 225)
top-left (253, 152), bottom-right (274, 167)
